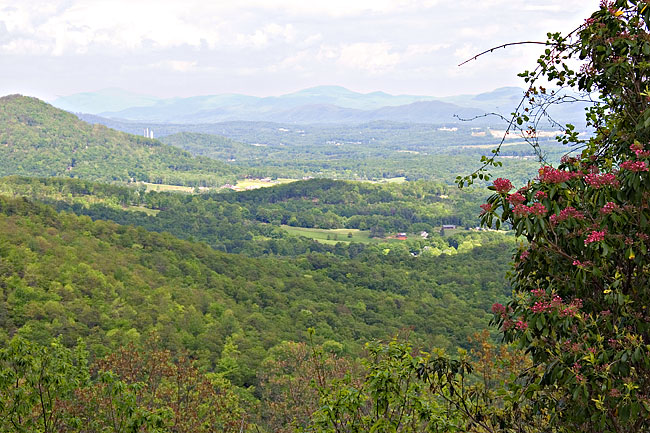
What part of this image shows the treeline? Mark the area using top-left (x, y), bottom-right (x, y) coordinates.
top-left (0, 177), bottom-right (493, 257)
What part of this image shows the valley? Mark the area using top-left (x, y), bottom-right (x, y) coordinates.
top-left (0, 85), bottom-right (593, 431)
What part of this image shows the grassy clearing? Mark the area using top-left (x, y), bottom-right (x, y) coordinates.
top-left (235, 178), bottom-right (298, 190)
top-left (363, 177), bottom-right (407, 184)
top-left (281, 226), bottom-right (379, 244)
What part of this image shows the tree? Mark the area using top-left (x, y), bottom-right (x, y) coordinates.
top-left (0, 337), bottom-right (89, 433)
top-left (308, 335), bottom-right (542, 433)
top-left (475, 1), bottom-right (650, 431)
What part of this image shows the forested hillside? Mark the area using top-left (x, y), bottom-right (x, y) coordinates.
top-left (0, 95), bottom-right (237, 186)
top-left (0, 194), bottom-right (513, 389)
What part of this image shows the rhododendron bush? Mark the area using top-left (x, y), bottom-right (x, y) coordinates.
top-left (475, 1), bottom-right (650, 431)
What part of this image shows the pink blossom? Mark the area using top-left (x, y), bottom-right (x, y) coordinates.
top-left (515, 320), bottom-right (528, 331)
top-left (531, 301), bottom-right (551, 313)
top-left (630, 142), bottom-right (650, 158)
top-left (585, 172), bottom-right (619, 188)
top-left (601, 202), bottom-right (620, 214)
top-left (538, 166), bottom-right (577, 184)
top-left (531, 288), bottom-right (545, 297)
top-left (519, 250), bottom-right (530, 261)
top-left (492, 303), bottom-right (506, 315)
top-left (493, 178), bottom-right (514, 193)
top-left (534, 191), bottom-right (548, 200)
top-left (479, 203), bottom-right (493, 215)
top-left (507, 192), bottom-right (526, 205)
top-left (528, 202), bottom-right (547, 216)
top-left (584, 230), bottom-right (606, 245)
top-left (551, 207), bottom-right (585, 225)
top-left (512, 204), bottom-right (531, 216)
top-left (620, 160), bottom-right (649, 172)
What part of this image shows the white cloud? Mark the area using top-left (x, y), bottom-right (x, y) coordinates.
top-left (0, 0), bottom-right (602, 98)
top-left (234, 23), bottom-right (297, 49)
top-left (337, 43), bottom-right (401, 73)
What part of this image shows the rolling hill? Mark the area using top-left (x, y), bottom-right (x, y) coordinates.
top-left (0, 95), bottom-right (237, 186)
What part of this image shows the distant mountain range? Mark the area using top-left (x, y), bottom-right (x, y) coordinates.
top-left (52, 85), bottom-right (590, 126)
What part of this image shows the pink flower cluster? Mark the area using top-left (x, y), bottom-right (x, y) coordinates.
top-left (512, 203), bottom-right (547, 217)
top-left (507, 192), bottom-right (526, 205)
top-left (561, 155), bottom-right (579, 164)
top-left (492, 303), bottom-right (507, 315)
top-left (549, 206), bottom-right (585, 225)
top-left (538, 166), bottom-right (578, 184)
top-left (560, 298), bottom-right (583, 317)
top-left (531, 294), bottom-right (582, 317)
top-left (531, 288), bottom-right (546, 297)
top-left (534, 191), bottom-right (548, 200)
top-left (479, 203), bottom-right (493, 215)
top-left (531, 295), bottom-right (564, 313)
top-left (584, 172), bottom-right (619, 188)
top-left (600, 202), bottom-right (620, 214)
top-left (493, 178), bottom-right (513, 193)
top-left (584, 230), bottom-right (606, 245)
top-left (630, 142), bottom-right (650, 158)
top-left (515, 320), bottom-right (528, 331)
top-left (620, 160), bottom-right (649, 172)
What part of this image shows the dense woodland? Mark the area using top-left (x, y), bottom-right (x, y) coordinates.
top-left (3, 1), bottom-right (649, 431)
top-left (0, 190), bottom-right (513, 394)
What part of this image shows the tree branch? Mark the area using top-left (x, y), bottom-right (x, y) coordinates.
top-left (458, 41), bottom-right (551, 66)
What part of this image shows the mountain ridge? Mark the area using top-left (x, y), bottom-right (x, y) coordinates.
top-left (0, 94), bottom-right (236, 186)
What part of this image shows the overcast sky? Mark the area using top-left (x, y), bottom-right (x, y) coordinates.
top-left (0, 0), bottom-right (599, 100)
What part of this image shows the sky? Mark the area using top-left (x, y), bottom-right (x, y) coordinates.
top-left (0, 0), bottom-right (600, 100)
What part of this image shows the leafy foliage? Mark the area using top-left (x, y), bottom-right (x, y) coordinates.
top-left (0, 337), bottom-right (246, 433)
top-left (479, 1), bottom-right (650, 430)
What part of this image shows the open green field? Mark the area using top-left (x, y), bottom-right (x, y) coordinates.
top-left (281, 226), bottom-right (379, 244)
top-left (234, 178), bottom-right (298, 190)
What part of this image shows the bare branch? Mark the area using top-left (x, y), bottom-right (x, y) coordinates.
top-left (458, 41), bottom-right (550, 66)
